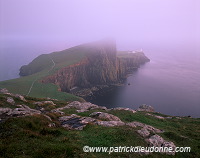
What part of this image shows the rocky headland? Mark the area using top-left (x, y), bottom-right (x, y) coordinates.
top-left (19, 40), bottom-right (150, 98)
top-left (1, 41), bottom-right (198, 157)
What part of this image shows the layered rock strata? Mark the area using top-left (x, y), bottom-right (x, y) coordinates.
top-left (41, 42), bottom-right (150, 92)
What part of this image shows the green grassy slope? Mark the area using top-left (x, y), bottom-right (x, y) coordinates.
top-left (0, 94), bottom-right (199, 158)
top-left (0, 43), bottom-right (141, 101)
top-left (0, 44), bottom-right (90, 101)
top-left (20, 43), bottom-right (100, 76)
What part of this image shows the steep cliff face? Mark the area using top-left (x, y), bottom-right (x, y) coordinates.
top-left (41, 42), bottom-right (150, 92)
top-left (41, 59), bottom-right (90, 92)
top-left (117, 52), bottom-right (150, 78)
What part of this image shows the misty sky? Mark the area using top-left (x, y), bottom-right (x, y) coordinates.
top-left (0, 0), bottom-right (199, 50)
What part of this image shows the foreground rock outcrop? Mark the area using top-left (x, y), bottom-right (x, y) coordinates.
top-left (89, 112), bottom-right (121, 121)
top-left (0, 105), bottom-right (41, 119)
top-left (137, 104), bottom-right (155, 112)
top-left (6, 97), bottom-right (15, 105)
top-left (0, 90), bottom-right (178, 156)
top-left (59, 114), bottom-right (97, 130)
top-left (110, 107), bottom-right (136, 113)
top-left (51, 101), bottom-right (107, 114)
top-left (146, 135), bottom-right (176, 155)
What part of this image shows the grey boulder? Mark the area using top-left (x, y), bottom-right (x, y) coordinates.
top-left (137, 104), bottom-right (154, 112)
top-left (89, 112), bottom-right (121, 121)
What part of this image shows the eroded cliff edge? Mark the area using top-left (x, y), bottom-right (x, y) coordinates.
top-left (40, 41), bottom-right (150, 93)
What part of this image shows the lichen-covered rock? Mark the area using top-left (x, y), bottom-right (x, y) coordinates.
top-left (15, 94), bottom-right (27, 102)
top-left (137, 128), bottom-right (150, 137)
top-left (51, 106), bottom-right (68, 115)
top-left (111, 107), bottom-right (136, 113)
top-left (51, 101), bottom-right (89, 114)
top-left (53, 101), bottom-right (107, 114)
top-left (43, 101), bottom-right (56, 105)
top-left (34, 102), bottom-right (43, 106)
top-left (146, 113), bottom-right (165, 119)
top-left (80, 117), bottom-right (97, 124)
top-left (0, 105), bottom-right (41, 118)
top-left (96, 121), bottom-right (125, 127)
top-left (89, 112), bottom-right (121, 121)
top-left (144, 125), bottom-right (164, 133)
top-left (59, 114), bottom-right (96, 130)
top-left (59, 114), bottom-right (80, 122)
top-left (126, 121), bottom-right (164, 138)
top-left (146, 134), bottom-right (176, 155)
top-left (162, 141), bottom-right (176, 155)
top-left (0, 108), bottom-right (12, 115)
top-left (0, 88), bottom-right (8, 94)
top-left (43, 114), bottom-right (53, 121)
top-left (137, 104), bottom-right (154, 112)
top-left (166, 117), bottom-right (172, 119)
top-left (59, 113), bottom-right (125, 129)
top-left (34, 101), bottom-right (56, 106)
top-left (146, 134), bottom-right (164, 147)
top-left (11, 105), bottom-right (41, 116)
top-left (146, 113), bottom-right (173, 119)
top-left (126, 121), bottom-right (145, 128)
top-left (7, 97), bottom-right (15, 105)
top-left (67, 101), bottom-right (99, 111)
top-left (48, 123), bottom-right (56, 127)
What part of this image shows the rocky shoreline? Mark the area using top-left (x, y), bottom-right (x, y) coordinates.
top-left (70, 68), bottom-right (138, 99)
top-left (72, 84), bottom-right (121, 100)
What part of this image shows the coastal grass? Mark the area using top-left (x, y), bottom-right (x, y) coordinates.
top-left (109, 110), bottom-right (200, 158)
top-left (0, 112), bottom-right (199, 157)
top-left (0, 47), bottom-right (137, 102)
top-left (0, 48), bottom-right (86, 102)
top-left (0, 76), bottom-right (82, 102)
top-left (0, 95), bottom-right (200, 158)
top-left (0, 115), bottom-right (147, 158)
top-left (0, 47), bottom-right (139, 102)
top-left (0, 42), bottom-right (104, 102)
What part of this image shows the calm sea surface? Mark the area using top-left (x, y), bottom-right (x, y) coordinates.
top-left (0, 41), bottom-right (200, 117)
top-left (88, 46), bottom-right (200, 118)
